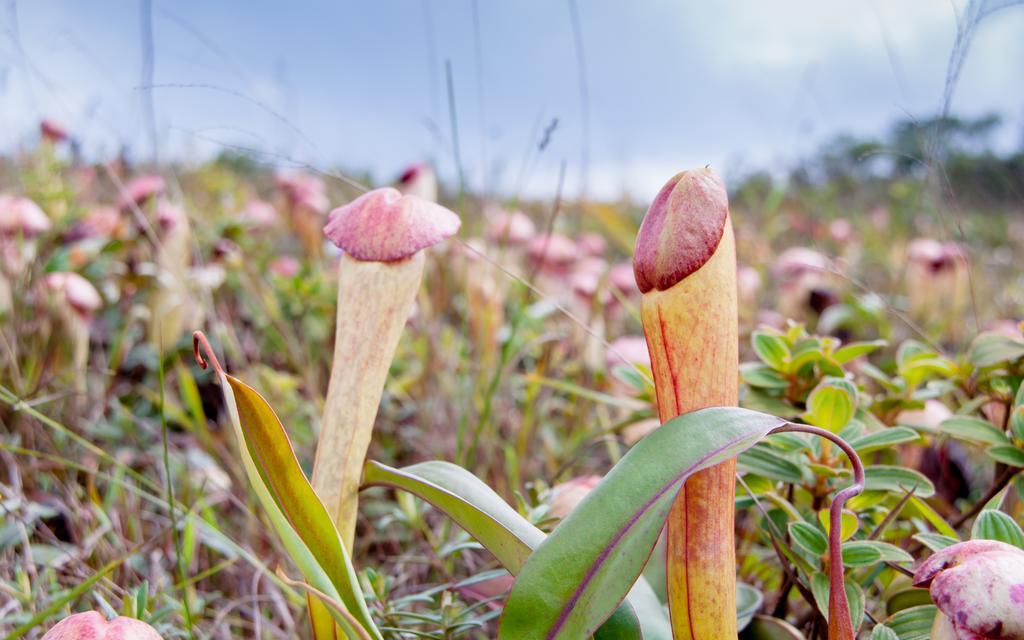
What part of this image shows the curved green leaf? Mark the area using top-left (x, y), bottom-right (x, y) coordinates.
top-left (987, 445), bottom-right (1024, 468)
top-left (739, 445), bottom-right (804, 483)
top-left (863, 466), bottom-right (935, 498)
top-left (220, 374), bottom-right (382, 639)
top-left (880, 605), bottom-right (936, 640)
top-left (937, 416), bottom-right (1008, 446)
top-left (363, 460), bottom-right (544, 570)
top-left (741, 615), bottom-right (807, 639)
top-left (971, 509), bottom-right (1024, 548)
top-left (737, 583), bottom-right (764, 631)
top-left (498, 407), bottom-right (786, 639)
top-left (848, 427), bottom-right (920, 453)
top-left (362, 460), bottom-right (664, 639)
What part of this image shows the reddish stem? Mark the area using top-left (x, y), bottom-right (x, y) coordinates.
top-left (770, 423), bottom-right (865, 640)
top-left (192, 331), bottom-right (225, 375)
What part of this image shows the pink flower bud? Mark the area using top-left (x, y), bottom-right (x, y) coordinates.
top-left (41, 611), bottom-right (163, 639)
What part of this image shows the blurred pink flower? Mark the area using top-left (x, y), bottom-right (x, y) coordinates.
top-left (44, 272), bottom-right (102, 319)
top-left (40, 119), bottom-right (69, 143)
top-left (397, 163), bottom-right (438, 202)
top-left (41, 611), bottom-right (163, 639)
top-left (526, 234), bottom-right (577, 273)
top-left (269, 255), bottom-right (301, 278)
top-left (576, 232), bottom-right (607, 257)
top-left (275, 172), bottom-right (329, 213)
top-left (549, 475), bottom-right (602, 520)
top-left (607, 262), bottom-right (637, 297)
top-left (67, 206), bottom-right (121, 242)
top-left (486, 207), bottom-right (535, 246)
top-left (0, 195), bottom-right (51, 236)
top-left (237, 199), bottom-right (278, 227)
top-left (606, 335), bottom-right (651, 370)
top-left (120, 175), bottom-right (166, 209)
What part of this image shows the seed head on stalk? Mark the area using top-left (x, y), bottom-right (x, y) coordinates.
top-left (313, 187), bottom-right (460, 550)
top-left (633, 167), bottom-right (738, 639)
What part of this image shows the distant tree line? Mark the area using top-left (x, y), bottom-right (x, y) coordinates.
top-left (779, 114), bottom-right (1024, 204)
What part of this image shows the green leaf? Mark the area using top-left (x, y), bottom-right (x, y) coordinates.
top-left (220, 374), bottom-right (382, 639)
top-left (971, 510), bottom-right (1024, 548)
top-left (1011, 404), bottom-right (1024, 444)
top-left (363, 460), bottom-right (544, 571)
top-left (905, 496), bottom-right (958, 538)
top-left (737, 583), bottom-right (764, 632)
top-left (969, 333), bottom-right (1024, 367)
top-left (753, 331), bottom-right (791, 371)
top-left (885, 588), bottom-right (933, 615)
top-left (811, 573), bottom-right (864, 633)
top-left (863, 465), bottom-right (935, 498)
top-left (870, 624), bottom-right (899, 640)
top-left (789, 521), bottom-right (828, 557)
top-left (911, 532), bottom-right (958, 552)
top-left (498, 407), bottom-right (785, 639)
top-left (742, 363), bottom-right (791, 390)
top-left (806, 377), bottom-right (857, 432)
top-left (840, 541), bottom-right (882, 567)
top-left (741, 615), bottom-right (807, 639)
top-left (739, 445), bottom-right (804, 483)
top-left (362, 460), bottom-right (659, 639)
top-left (818, 509), bottom-right (859, 541)
top-left (881, 605), bottom-right (936, 640)
top-left (937, 416), bottom-right (1009, 446)
top-left (842, 540), bottom-right (913, 566)
top-left (848, 427), bottom-right (920, 454)
top-left (834, 340), bottom-right (887, 364)
top-left (987, 445), bottom-right (1024, 468)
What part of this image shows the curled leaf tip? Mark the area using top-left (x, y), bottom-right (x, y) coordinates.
top-left (192, 331), bottom-right (224, 375)
top-left (632, 167), bottom-right (729, 293)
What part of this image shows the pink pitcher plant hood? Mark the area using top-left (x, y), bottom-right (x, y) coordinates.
top-left (0, 195), bottom-right (51, 236)
top-left (632, 167), bottom-right (729, 293)
top-left (913, 539), bottom-right (1024, 639)
top-left (323, 187), bottom-right (460, 262)
top-left (41, 611), bottom-right (163, 639)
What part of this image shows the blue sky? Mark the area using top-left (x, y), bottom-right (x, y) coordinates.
top-left (1, 1), bottom-right (1022, 200)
